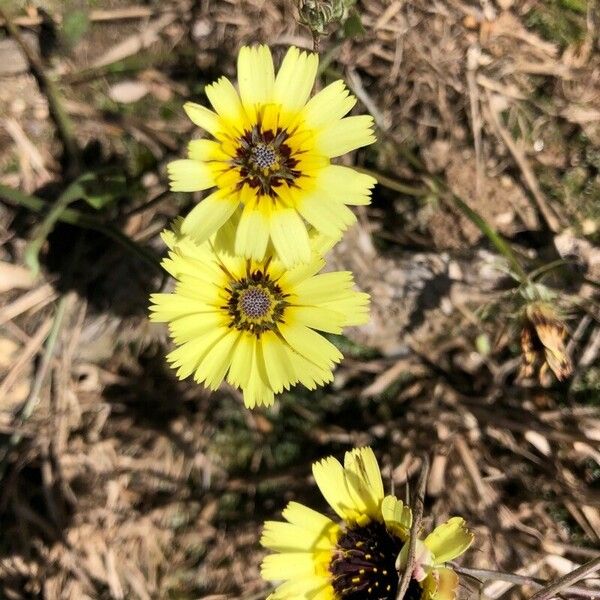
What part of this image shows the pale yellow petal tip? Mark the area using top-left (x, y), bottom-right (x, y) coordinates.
top-left (345, 446), bottom-right (375, 464)
top-left (183, 101), bottom-right (205, 119)
top-left (242, 387), bottom-right (276, 409)
top-left (425, 516), bottom-right (474, 564)
top-left (160, 219), bottom-right (184, 249)
top-left (312, 455), bottom-right (342, 480)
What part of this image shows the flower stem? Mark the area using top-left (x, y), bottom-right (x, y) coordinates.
top-left (0, 184), bottom-right (161, 271)
top-left (397, 145), bottom-right (529, 283)
top-left (354, 166), bottom-right (429, 197)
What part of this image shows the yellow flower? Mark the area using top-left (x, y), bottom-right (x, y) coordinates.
top-left (261, 447), bottom-right (473, 600)
top-left (149, 224), bottom-right (369, 408)
top-left (398, 518), bottom-right (474, 600)
top-left (168, 45), bottom-right (376, 268)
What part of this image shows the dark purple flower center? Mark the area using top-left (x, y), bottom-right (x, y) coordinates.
top-left (330, 521), bottom-right (422, 600)
top-left (233, 126), bottom-right (301, 196)
top-left (224, 270), bottom-right (288, 336)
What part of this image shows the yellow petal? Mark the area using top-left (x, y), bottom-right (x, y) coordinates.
top-left (422, 567), bottom-right (460, 600)
top-left (237, 45), bottom-right (275, 120)
top-left (194, 330), bottom-right (240, 390)
top-left (277, 257), bottom-right (324, 290)
top-left (242, 338), bottom-right (274, 408)
top-left (188, 139), bottom-right (231, 162)
top-left (235, 202), bottom-right (270, 260)
top-left (317, 165), bottom-right (377, 206)
top-left (260, 330), bottom-right (298, 393)
top-left (181, 188), bottom-right (239, 244)
top-left (167, 327), bottom-right (228, 380)
top-left (424, 517), bottom-right (474, 564)
top-left (204, 76), bottom-right (248, 136)
top-left (320, 293), bottom-right (371, 327)
top-left (261, 552), bottom-right (317, 580)
top-left (282, 501), bottom-right (336, 537)
top-left (149, 294), bottom-right (203, 322)
top-left (279, 343), bottom-right (334, 391)
top-left (297, 193), bottom-right (357, 237)
top-left (301, 80), bottom-right (356, 129)
top-left (269, 576), bottom-right (333, 600)
top-left (227, 331), bottom-right (255, 388)
top-left (269, 207), bottom-right (311, 267)
top-left (168, 159), bottom-right (215, 192)
top-left (286, 305), bottom-right (345, 334)
top-left (381, 495), bottom-right (412, 539)
top-left (343, 447), bottom-right (384, 518)
top-left (261, 520), bottom-right (334, 553)
top-left (278, 322), bottom-right (342, 369)
top-left (293, 271), bottom-right (354, 303)
top-left (168, 311), bottom-right (228, 344)
top-left (183, 102), bottom-right (223, 137)
top-left (315, 115), bottom-right (376, 157)
top-left (312, 456), bottom-right (356, 520)
top-left (274, 46), bottom-right (318, 124)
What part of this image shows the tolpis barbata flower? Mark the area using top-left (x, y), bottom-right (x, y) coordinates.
top-left (168, 45), bottom-right (376, 268)
top-left (149, 223), bottom-right (369, 408)
top-left (261, 447), bottom-right (473, 600)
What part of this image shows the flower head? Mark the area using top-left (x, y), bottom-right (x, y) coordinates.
top-left (149, 224), bottom-right (369, 408)
top-left (261, 447), bottom-right (473, 600)
top-left (168, 45), bottom-right (376, 267)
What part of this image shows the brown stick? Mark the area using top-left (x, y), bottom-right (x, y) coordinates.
top-left (454, 565), bottom-right (600, 598)
top-left (396, 453), bottom-right (430, 600)
top-left (528, 555), bottom-right (600, 600)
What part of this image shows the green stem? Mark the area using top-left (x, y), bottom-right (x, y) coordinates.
top-left (354, 166), bottom-right (429, 197)
top-left (394, 145), bottom-right (529, 282)
top-left (24, 179), bottom-right (85, 275)
top-left (528, 258), bottom-right (570, 281)
top-left (448, 191), bottom-right (529, 282)
top-left (0, 184), bottom-right (161, 271)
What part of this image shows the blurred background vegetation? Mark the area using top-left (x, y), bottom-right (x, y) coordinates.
top-left (0, 0), bottom-right (599, 598)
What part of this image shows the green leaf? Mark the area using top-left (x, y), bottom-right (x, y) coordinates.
top-left (62, 9), bottom-right (90, 47)
top-left (343, 11), bottom-right (365, 38)
top-left (77, 169), bottom-right (128, 210)
top-left (559, 0), bottom-right (587, 13)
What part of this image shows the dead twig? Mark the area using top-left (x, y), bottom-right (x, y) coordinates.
top-left (528, 555), bottom-right (600, 600)
top-left (396, 453), bottom-right (430, 600)
top-left (0, 294), bottom-right (69, 481)
top-left (453, 565), bottom-right (600, 598)
top-left (485, 91), bottom-right (562, 233)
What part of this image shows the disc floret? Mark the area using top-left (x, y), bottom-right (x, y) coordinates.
top-left (225, 270), bottom-right (288, 335)
top-left (233, 126), bottom-right (300, 196)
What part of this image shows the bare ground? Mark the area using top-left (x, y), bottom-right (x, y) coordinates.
top-left (0, 1), bottom-right (599, 599)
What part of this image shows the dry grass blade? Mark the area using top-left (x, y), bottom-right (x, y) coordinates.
top-left (0, 283), bottom-right (57, 327)
top-left (90, 12), bottom-right (178, 68)
top-left (0, 7), bottom-right (80, 172)
top-left (0, 316), bottom-right (52, 398)
top-left (0, 294), bottom-right (68, 480)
